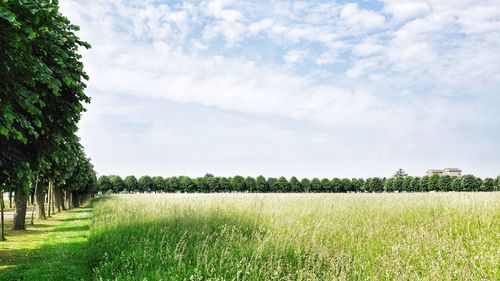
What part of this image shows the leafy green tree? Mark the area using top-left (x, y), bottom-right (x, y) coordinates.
top-left (152, 176), bottom-right (165, 193)
top-left (495, 176), bottom-right (500, 191)
top-left (481, 178), bottom-right (495, 192)
top-left (369, 177), bottom-right (384, 193)
top-left (420, 176), bottom-right (429, 192)
top-left (351, 178), bottom-right (364, 192)
top-left (393, 169), bottom-right (408, 177)
top-left (384, 177), bottom-right (394, 192)
top-left (310, 178), bottom-right (321, 192)
top-left (437, 175), bottom-right (452, 191)
top-left (267, 178), bottom-right (279, 192)
top-left (230, 176), bottom-right (245, 192)
top-left (428, 174), bottom-right (440, 191)
top-left (341, 178), bottom-right (352, 192)
top-left (330, 178), bottom-right (341, 193)
top-left (392, 176), bottom-right (404, 192)
top-left (217, 177), bottom-right (230, 192)
top-left (451, 177), bottom-right (461, 191)
top-left (364, 178), bottom-right (372, 192)
top-left (289, 176), bottom-right (301, 192)
top-left (97, 176), bottom-right (112, 193)
top-left (109, 176), bottom-right (124, 193)
top-left (124, 176), bottom-right (139, 193)
top-left (300, 178), bottom-right (311, 192)
top-left (139, 176), bottom-right (154, 193)
top-left (461, 175), bottom-right (481, 191)
top-left (244, 177), bottom-right (257, 192)
top-left (410, 177), bottom-right (421, 192)
top-left (278, 177), bottom-right (291, 192)
top-left (402, 176), bottom-right (413, 192)
top-left (256, 175), bottom-right (267, 192)
top-left (321, 178), bottom-right (332, 192)
top-left (1, 1), bottom-right (91, 230)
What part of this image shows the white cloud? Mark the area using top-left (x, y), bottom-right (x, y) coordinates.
top-left (384, 1), bottom-right (432, 22)
top-left (340, 3), bottom-right (385, 29)
top-left (284, 49), bottom-right (309, 64)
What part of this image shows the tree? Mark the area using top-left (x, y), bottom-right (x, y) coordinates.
top-left (428, 174), bottom-right (440, 191)
top-left (152, 176), bottom-right (164, 193)
top-left (109, 175), bottom-right (124, 193)
top-left (481, 178), bottom-right (495, 192)
top-left (330, 178), bottom-right (342, 193)
top-left (410, 177), bottom-right (421, 192)
top-left (300, 178), bottom-right (311, 192)
top-left (437, 175), bottom-right (452, 191)
top-left (341, 178), bottom-right (352, 193)
top-left (277, 177), bottom-right (290, 192)
top-left (419, 176), bottom-right (429, 192)
top-left (402, 176), bottom-right (413, 192)
top-left (230, 176), bottom-right (245, 192)
top-left (244, 176), bottom-right (256, 192)
top-left (1, 1), bottom-right (91, 230)
top-left (267, 178), bottom-right (279, 192)
top-left (139, 176), bottom-right (154, 193)
top-left (392, 176), bottom-right (404, 192)
top-left (256, 175), bottom-right (267, 192)
top-left (393, 169), bottom-right (408, 177)
top-left (451, 177), bottom-right (461, 191)
top-left (461, 175), bottom-right (481, 191)
top-left (289, 176), bottom-right (301, 192)
top-left (310, 178), bottom-right (321, 192)
top-left (384, 177), bottom-right (394, 192)
top-left (124, 176), bottom-right (139, 193)
top-left (321, 178), bottom-right (331, 192)
top-left (97, 176), bottom-right (112, 193)
top-left (495, 176), bottom-right (500, 191)
top-left (369, 177), bottom-right (384, 193)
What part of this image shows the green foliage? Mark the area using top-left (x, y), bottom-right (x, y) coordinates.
top-left (97, 176), bottom-right (111, 193)
top-left (109, 175), bottom-right (124, 193)
top-left (0, 0), bottom-right (91, 190)
top-left (438, 175), bottom-right (453, 191)
top-left (481, 178), bottom-right (495, 192)
top-left (124, 175), bottom-right (139, 192)
top-left (369, 177), bottom-right (384, 192)
top-left (428, 174), bottom-right (440, 191)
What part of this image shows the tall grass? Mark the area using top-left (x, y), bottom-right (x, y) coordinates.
top-left (89, 193), bottom-right (500, 280)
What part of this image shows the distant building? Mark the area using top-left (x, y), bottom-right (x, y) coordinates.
top-left (426, 169), bottom-right (443, 176)
top-left (442, 168), bottom-right (462, 176)
top-left (426, 168), bottom-right (462, 177)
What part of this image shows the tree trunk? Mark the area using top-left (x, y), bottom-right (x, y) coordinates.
top-left (54, 188), bottom-right (61, 213)
top-left (1, 191), bottom-right (5, 240)
top-left (12, 185), bottom-right (27, 230)
top-left (47, 182), bottom-right (52, 218)
top-left (50, 181), bottom-right (55, 215)
top-left (8, 191), bottom-right (12, 208)
top-left (36, 183), bottom-right (47, 220)
top-left (59, 189), bottom-right (66, 211)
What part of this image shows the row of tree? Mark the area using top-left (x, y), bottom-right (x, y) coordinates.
top-left (1, 0), bottom-right (97, 236)
top-left (97, 173), bottom-right (500, 194)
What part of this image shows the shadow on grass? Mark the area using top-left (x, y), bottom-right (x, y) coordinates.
top-left (0, 240), bottom-right (90, 281)
top-left (0, 200), bottom-right (102, 281)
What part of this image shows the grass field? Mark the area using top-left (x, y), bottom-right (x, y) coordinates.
top-left (0, 203), bottom-right (93, 281)
top-left (88, 193), bottom-right (500, 280)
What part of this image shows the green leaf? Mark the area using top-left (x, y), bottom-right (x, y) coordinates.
top-left (0, 126), bottom-right (8, 136)
top-left (0, 7), bottom-right (16, 23)
top-left (28, 31), bottom-right (37, 40)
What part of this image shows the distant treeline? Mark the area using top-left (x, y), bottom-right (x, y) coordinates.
top-left (98, 173), bottom-right (500, 193)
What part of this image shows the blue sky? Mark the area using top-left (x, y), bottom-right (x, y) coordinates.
top-left (60, 0), bottom-right (500, 178)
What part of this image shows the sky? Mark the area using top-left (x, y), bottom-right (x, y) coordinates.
top-left (59, 0), bottom-right (500, 179)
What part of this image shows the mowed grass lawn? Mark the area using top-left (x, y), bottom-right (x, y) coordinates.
top-left (88, 193), bottom-right (500, 281)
